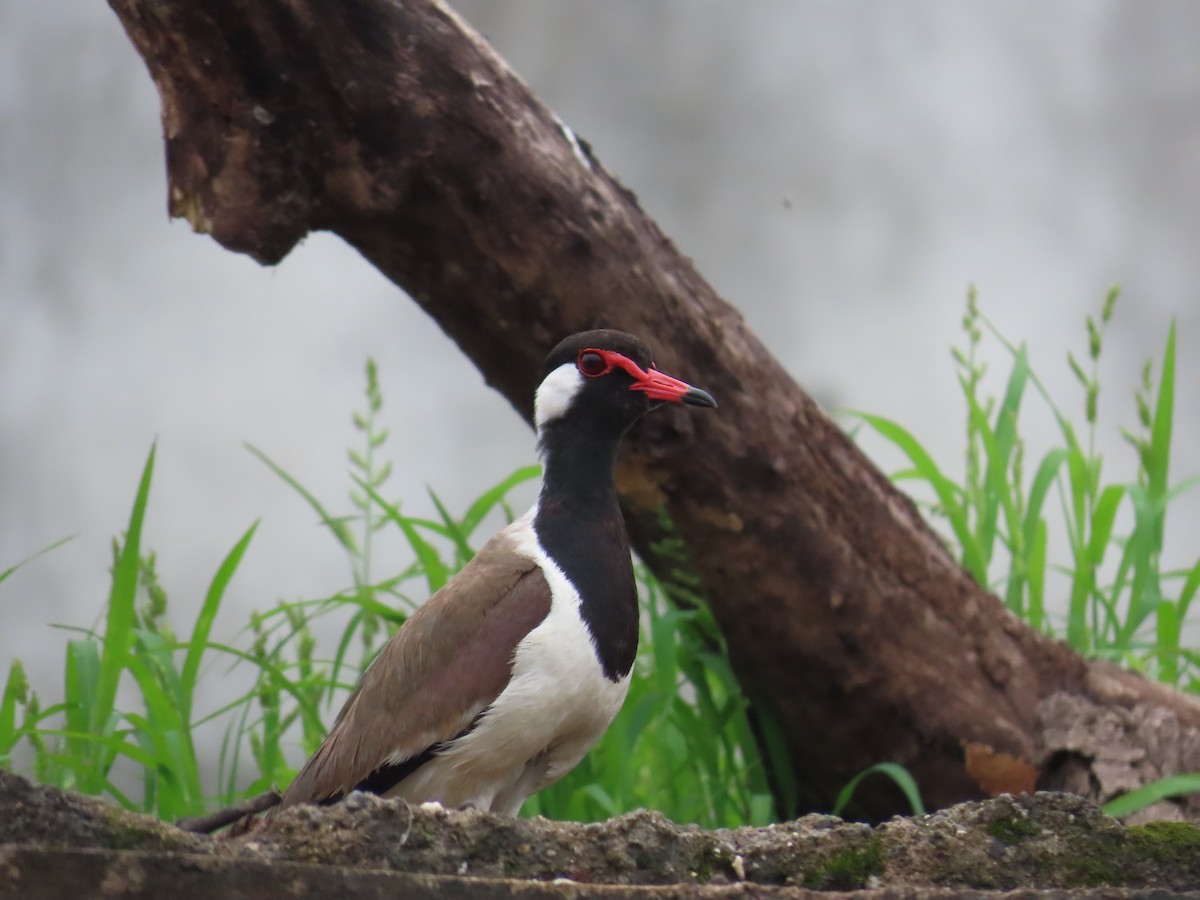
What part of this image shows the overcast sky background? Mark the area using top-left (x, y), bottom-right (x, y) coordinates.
top-left (2, 1), bottom-right (1198, 781)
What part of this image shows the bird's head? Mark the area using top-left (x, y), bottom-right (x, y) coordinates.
top-left (534, 330), bottom-right (716, 440)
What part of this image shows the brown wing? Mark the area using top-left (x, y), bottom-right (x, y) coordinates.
top-left (278, 525), bottom-right (551, 807)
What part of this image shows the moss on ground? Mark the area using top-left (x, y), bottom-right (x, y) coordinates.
top-left (985, 812), bottom-right (1040, 844)
top-left (1127, 820), bottom-right (1200, 870)
top-left (801, 836), bottom-right (884, 890)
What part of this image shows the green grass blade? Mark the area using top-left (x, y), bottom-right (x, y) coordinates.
top-left (981, 313), bottom-right (1081, 454)
top-left (1085, 485), bottom-right (1126, 566)
top-left (752, 697), bottom-right (798, 821)
top-left (189, 640), bottom-right (326, 738)
top-left (1062, 454), bottom-right (1096, 651)
top-left (957, 377), bottom-right (998, 565)
top-left (1103, 773), bottom-right (1200, 818)
top-left (1167, 473), bottom-right (1200, 502)
top-left (31, 731), bottom-right (159, 773)
top-left (64, 638), bottom-right (101, 767)
top-left (180, 522), bottom-right (258, 724)
top-left (1155, 600), bottom-right (1181, 685)
top-left (123, 640), bottom-right (199, 816)
top-left (1015, 448), bottom-right (1068, 624)
top-left (0, 535), bottom-right (75, 587)
top-left (833, 761), bottom-right (926, 817)
top-left (382, 514), bottom-right (455, 538)
top-left (978, 346), bottom-right (1029, 566)
top-left (329, 605), bottom-right (367, 685)
top-left (991, 346), bottom-right (1028, 458)
top-left (91, 444), bottom-right (157, 743)
top-left (1175, 558), bottom-right (1200, 624)
top-left (1145, 322), bottom-right (1176, 501)
top-left (1120, 485), bottom-right (1163, 644)
top-left (355, 477), bottom-right (449, 593)
top-left (577, 783), bottom-right (619, 819)
top-left (132, 630), bottom-right (187, 716)
top-left (850, 412), bottom-right (984, 580)
top-left (1023, 449), bottom-right (1068, 541)
top-left (0, 660), bottom-right (28, 764)
top-left (460, 465), bottom-right (541, 537)
top-left (1025, 518), bottom-right (1049, 631)
top-left (246, 443), bottom-right (358, 555)
top-left (427, 488), bottom-right (474, 563)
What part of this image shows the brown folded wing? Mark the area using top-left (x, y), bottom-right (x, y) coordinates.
top-left (279, 527), bottom-right (551, 807)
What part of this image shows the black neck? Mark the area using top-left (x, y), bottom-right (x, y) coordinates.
top-left (537, 420), bottom-right (623, 505)
top-left (533, 418), bottom-right (639, 681)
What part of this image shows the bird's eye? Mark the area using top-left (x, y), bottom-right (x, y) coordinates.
top-left (577, 350), bottom-right (609, 377)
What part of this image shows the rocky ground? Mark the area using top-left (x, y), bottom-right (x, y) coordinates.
top-left (1, 770), bottom-right (1197, 898)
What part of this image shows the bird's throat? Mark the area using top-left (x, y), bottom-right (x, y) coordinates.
top-left (533, 429), bottom-right (639, 682)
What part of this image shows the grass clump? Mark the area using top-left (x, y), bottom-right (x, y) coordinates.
top-left (852, 286), bottom-right (1199, 816)
top-left (856, 288), bottom-right (1198, 681)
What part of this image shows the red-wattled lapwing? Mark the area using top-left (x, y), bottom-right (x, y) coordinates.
top-left (277, 330), bottom-right (716, 815)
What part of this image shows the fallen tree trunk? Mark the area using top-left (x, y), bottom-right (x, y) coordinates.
top-left (108, 0), bottom-right (1200, 819)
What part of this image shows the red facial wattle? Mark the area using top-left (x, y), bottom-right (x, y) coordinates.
top-left (577, 348), bottom-right (717, 408)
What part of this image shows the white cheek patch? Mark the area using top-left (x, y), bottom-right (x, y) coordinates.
top-left (534, 363), bottom-right (584, 431)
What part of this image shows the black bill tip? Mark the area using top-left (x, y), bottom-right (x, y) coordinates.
top-left (683, 386), bottom-right (718, 409)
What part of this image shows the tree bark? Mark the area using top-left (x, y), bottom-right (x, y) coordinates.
top-left (108, 0), bottom-right (1200, 820)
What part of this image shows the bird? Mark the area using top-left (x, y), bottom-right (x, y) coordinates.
top-left (276, 329), bottom-right (716, 816)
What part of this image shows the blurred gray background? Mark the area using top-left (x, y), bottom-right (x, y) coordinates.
top-left (2, 1), bottom-right (1198, 775)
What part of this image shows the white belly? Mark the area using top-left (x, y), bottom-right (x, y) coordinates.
top-left (385, 514), bottom-right (632, 815)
